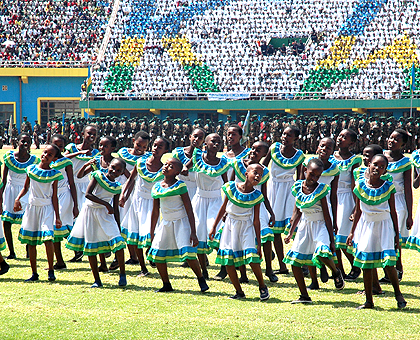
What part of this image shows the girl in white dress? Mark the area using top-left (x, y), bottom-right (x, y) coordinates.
top-left (50, 134), bottom-right (80, 269)
top-left (263, 125), bottom-right (304, 275)
top-left (119, 137), bottom-right (169, 276)
top-left (1, 133), bottom-right (39, 259)
top-left (224, 124), bottom-right (250, 181)
top-left (209, 164), bottom-right (269, 301)
top-left (0, 163), bottom-right (9, 275)
top-left (408, 149), bottom-right (420, 253)
top-left (66, 159), bottom-right (127, 288)
top-left (16, 144), bottom-right (62, 282)
top-left (229, 141), bottom-right (277, 283)
top-left (172, 127), bottom-right (205, 200)
top-left (64, 125), bottom-right (98, 262)
top-left (284, 158), bottom-right (344, 304)
top-left (117, 130), bottom-right (151, 264)
top-left (347, 154), bottom-right (406, 309)
top-left (329, 129), bottom-right (362, 281)
top-left (183, 133), bottom-right (229, 280)
top-left (382, 129), bottom-right (412, 282)
top-left (148, 158), bottom-right (209, 293)
top-left (301, 138), bottom-right (339, 290)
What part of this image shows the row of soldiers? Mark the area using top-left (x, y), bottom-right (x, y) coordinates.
top-left (16, 113), bottom-right (420, 153)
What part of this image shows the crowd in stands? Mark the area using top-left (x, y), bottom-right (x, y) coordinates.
top-left (0, 0), bottom-right (113, 64)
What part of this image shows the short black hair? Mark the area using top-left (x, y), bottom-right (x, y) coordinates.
top-left (134, 130), bottom-right (150, 141)
top-left (18, 132), bottom-right (32, 142)
top-left (192, 127), bottom-right (206, 136)
top-left (168, 157), bottom-right (183, 174)
top-left (307, 157), bottom-right (324, 171)
top-left (101, 135), bottom-right (117, 148)
top-left (320, 137), bottom-right (335, 146)
top-left (394, 129), bottom-right (409, 145)
top-left (111, 157), bottom-right (126, 171)
top-left (344, 128), bottom-right (358, 142)
top-left (47, 143), bottom-right (62, 158)
top-left (371, 154), bottom-right (389, 168)
top-left (83, 124), bottom-right (97, 133)
top-left (364, 144), bottom-right (383, 155)
top-left (228, 124), bottom-right (243, 136)
top-left (252, 141), bottom-right (269, 154)
top-left (51, 134), bottom-right (67, 144)
top-left (287, 125), bottom-right (300, 138)
top-left (156, 136), bottom-right (170, 151)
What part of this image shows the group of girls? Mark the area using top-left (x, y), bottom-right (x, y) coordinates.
top-left (0, 122), bottom-right (418, 308)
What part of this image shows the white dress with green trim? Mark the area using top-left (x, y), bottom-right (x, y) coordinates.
top-left (0, 160), bottom-right (4, 251)
top-left (172, 147), bottom-right (197, 200)
top-left (267, 143), bottom-right (305, 235)
top-left (215, 182), bottom-right (264, 267)
top-left (116, 148), bottom-right (150, 219)
top-left (329, 153), bottom-right (362, 249)
top-left (65, 143), bottom-right (99, 212)
top-left (191, 148), bottom-right (230, 254)
top-left (386, 154), bottom-right (412, 248)
top-left (232, 159), bottom-right (273, 243)
top-left (1, 151), bottom-right (39, 224)
top-left (18, 165), bottom-right (63, 246)
top-left (66, 171), bottom-right (126, 256)
top-left (51, 157), bottom-right (75, 242)
top-left (351, 178), bottom-right (398, 269)
top-left (407, 150), bottom-right (420, 252)
top-left (304, 157), bottom-right (339, 217)
top-left (283, 181), bottom-right (337, 268)
top-left (120, 156), bottom-right (163, 249)
top-left (147, 180), bottom-right (198, 263)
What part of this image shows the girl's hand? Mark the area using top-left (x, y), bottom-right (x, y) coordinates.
top-left (284, 235), bottom-right (291, 244)
top-left (330, 241), bottom-right (336, 254)
top-left (190, 233), bottom-right (199, 247)
top-left (269, 214), bottom-right (275, 227)
top-left (106, 203), bottom-right (114, 214)
top-left (119, 196), bottom-right (126, 208)
top-left (394, 235), bottom-right (400, 250)
top-left (406, 216), bottom-right (413, 230)
top-left (222, 212), bottom-right (227, 222)
top-left (208, 226), bottom-right (217, 241)
top-left (257, 244), bottom-right (262, 259)
top-left (73, 206), bottom-right (79, 219)
top-left (87, 158), bottom-right (96, 166)
top-left (150, 232), bottom-right (154, 243)
top-left (346, 233), bottom-right (353, 247)
top-left (349, 213), bottom-right (354, 222)
top-left (13, 199), bottom-right (22, 212)
top-left (79, 149), bottom-right (90, 155)
top-left (55, 218), bottom-right (62, 229)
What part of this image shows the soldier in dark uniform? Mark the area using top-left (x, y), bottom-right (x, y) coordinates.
top-left (0, 122), bottom-right (4, 149)
top-left (249, 115), bottom-right (260, 144)
top-left (21, 116), bottom-right (32, 135)
top-left (182, 118), bottom-right (193, 147)
top-left (33, 120), bottom-right (41, 149)
top-left (270, 116), bottom-right (281, 143)
top-left (259, 116), bottom-right (269, 142)
top-left (11, 124), bottom-right (18, 149)
top-left (162, 116), bottom-right (174, 149)
top-left (358, 116), bottom-right (369, 151)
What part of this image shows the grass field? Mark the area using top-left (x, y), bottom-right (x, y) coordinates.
top-left (0, 149), bottom-right (419, 340)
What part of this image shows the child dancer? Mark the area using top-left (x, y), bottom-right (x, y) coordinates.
top-left (407, 148), bottom-right (420, 253)
top-left (16, 144), bottom-right (62, 282)
top-left (224, 124), bottom-right (250, 179)
top-left (64, 124), bottom-right (98, 262)
top-left (0, 168), bottom-right (9, 275)
top-left (381, 129), bottom-right (412, 282)
top-left (117, 130), bottom-right (150, 264)
top-left (119, 137), bottom-right (169, 276)
top-left (301, 137), bottom-right (339, 290)
top-left (172, 127), bottom-right (205, 200)
top-left (50, 134), bottom-right (79, 269)
top-left (263, 125), bottom-right (304, 275)
top-left (230, 141), bottom-right (277, 283)
top-left (1, 133), bottom-right (39, 259)
top-left (284, 158), bottom-right (344, 304)
top-left (347, 154), bottom-right (406, 309)
top-left (66, 158), bottom-right (127, 288)
top-left (185, 133), bottom-right (229, 279)
top-left (329, 129), bottom-right (362, 281)
top-left (209, 163), bottom-right (270, 301)
top-left (148, 158), bottom-right (209, 293)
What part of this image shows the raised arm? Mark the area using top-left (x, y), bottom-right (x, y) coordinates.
top-left (76, 159), bottom-right (96, 178)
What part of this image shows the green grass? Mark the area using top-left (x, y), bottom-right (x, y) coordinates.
top-left (0, 149), bottom-right (419, 340)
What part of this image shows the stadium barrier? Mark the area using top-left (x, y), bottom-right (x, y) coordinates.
top-left (0, 61), bottom-right (91, 68)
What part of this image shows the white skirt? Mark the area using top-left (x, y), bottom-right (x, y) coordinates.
top-left (18, 204), bottom-right (54, 245)
top-left (216, 215), bottom-right (261, 267)
top-left (66, 203), bottom-right (126, 256)
top-left (75, 182), bottom-right (88, 212)
top-left (147, 215), bottom-right (197, 263)
top-left (191, 193), bottom-right (222, 254)
top-left (284, 219), bottom-right (335, 268)
top-left (268, 179), bottom-right (294, 235)
top-left (407, 197), bottom-right (420, 252)
top-left (352, 216), bottom-right (398, 269)
top-left (336, 190), bottom-right (355, 249)
top-left (54, 188), bottom-right (74, 242)
top-left (2, 182), bottom-right (29, 224)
